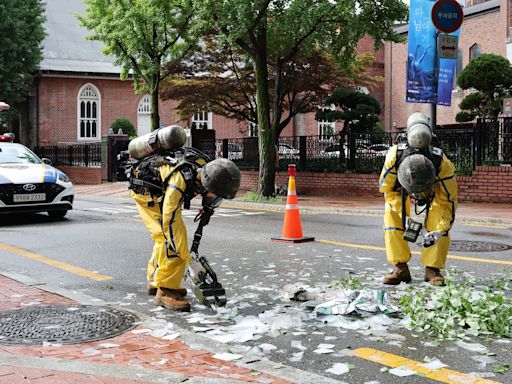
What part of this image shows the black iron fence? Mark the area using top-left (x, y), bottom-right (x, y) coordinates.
top-left (216, 118), bottom-right (512, 176)
top-left (35, 143), bottom-right (102, 167)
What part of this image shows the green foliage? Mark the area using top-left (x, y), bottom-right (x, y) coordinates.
top-left (456, 54), bottom-right (512, 120)
top-left (0, 0), bottom-right (45, 113)
top-left (400, 273), bottom-right (512, 339)
top-left (238, 190), bottom-right (284, 203)
top-left (316, 87), bottom-right (382, 133)
top-left (79, 0), bottom-right (198, 130)
top-left (191, 0), bottom-right (407, 197)
top-left (328, 275), bottom-right (363, 290)
top-left (111, 118), bottom-right (136, 137)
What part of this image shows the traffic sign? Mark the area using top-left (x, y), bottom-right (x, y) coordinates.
top-left (438, 34), bottom-right (458, 59)
top-left (503, 98), bottom-right (512, 118)
top-left (431, 0), bottom-right (463, 33)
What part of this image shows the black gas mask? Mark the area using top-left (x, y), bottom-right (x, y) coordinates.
top-left (202, 191), bottom-right (223, 211)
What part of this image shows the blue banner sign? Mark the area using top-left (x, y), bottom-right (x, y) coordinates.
top-left (406, 0), bottom-right (437, 104)
top-left (436, 29), bottom-right (460, 106)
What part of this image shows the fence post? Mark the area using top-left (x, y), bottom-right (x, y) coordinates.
top-left (299, 136), bottom-right (307, 171)
top-left (474, 119), bottom-right (482, 166)
top-left (84, 145), bottom-right (89, 167)
top-left (347, 127), bottom-right (355, 171)
top-left (68, 146), bottom-right (73, 166)
top-left (222, 138), bottom-right (228, 158)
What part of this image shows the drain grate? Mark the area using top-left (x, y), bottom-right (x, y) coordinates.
top-left (0, 305), bottom-right (138, 345)
top-left (449, 240), bottom-right (512, 253)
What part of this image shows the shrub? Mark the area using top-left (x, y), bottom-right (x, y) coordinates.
top-left (111, 118), bottom-right (136, 137)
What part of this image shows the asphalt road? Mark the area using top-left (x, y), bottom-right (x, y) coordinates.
top-left (0, 195), bottom-right (511, 384)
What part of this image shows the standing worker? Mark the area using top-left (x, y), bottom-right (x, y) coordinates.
top-left (379, 113), bottom-right (458, 286)
top-left (127, 125), bottom-right (241, 311)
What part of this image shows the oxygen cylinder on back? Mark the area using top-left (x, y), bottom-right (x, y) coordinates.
top-left (406, 112), bottom-right (432, 150)
top-left (128, 125), bottom-right (187, 160)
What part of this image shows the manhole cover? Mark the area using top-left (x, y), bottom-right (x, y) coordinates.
top-left (0, 305), bottom-right (138, 345)
top-left (449, 240), bottom-right (512, 252)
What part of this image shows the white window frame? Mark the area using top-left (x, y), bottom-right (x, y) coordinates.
top-left (192, 111), bottom-right (212, 130)
top-left (137, 95), bottom-right (151, 114)
top-left (77, 83), bottom-right (101, 141)
top-left (248, 121), bottom-right (258, 137)
top-left (318, 105), bottom-right (336, 142)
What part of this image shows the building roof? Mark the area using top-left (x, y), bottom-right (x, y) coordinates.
top-left (40, 0), bottom-right (122, 75)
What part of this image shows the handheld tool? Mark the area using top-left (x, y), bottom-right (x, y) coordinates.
top-left (188, 208), bottom-right (227, 307)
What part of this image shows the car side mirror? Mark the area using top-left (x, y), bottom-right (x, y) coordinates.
top-left (42, 158), bottom-right (52, 165)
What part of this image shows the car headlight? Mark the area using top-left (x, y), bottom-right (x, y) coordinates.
top-left (58, 172), bottom-right (71, 183)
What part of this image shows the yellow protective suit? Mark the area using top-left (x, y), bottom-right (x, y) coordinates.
top-left (379, 145), bottom-right (458, 269)
top-left (131, 163), bottom-right (200, 290)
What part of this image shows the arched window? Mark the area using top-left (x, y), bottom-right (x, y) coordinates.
top-left (77, 83), bottom-right (100, 141)
top-left (470, 43), bottom-right (481, 61)
top-left (137, 95), bottom-right (151, 136)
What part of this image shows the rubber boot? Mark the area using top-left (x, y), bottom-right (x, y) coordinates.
top-left (383, 262), bottom-right (412, 285)
top-left (424, 267), bottom-right (445, 286)
top-left (148, 285), bottom-right (187, 297)
top-left (155, 288), bottom-right (191, 312)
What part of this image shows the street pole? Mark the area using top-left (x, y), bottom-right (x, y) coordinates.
top-left (430, 31), bottom-right (439, 133)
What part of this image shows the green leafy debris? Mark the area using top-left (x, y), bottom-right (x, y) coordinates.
top-left (494, 364), bottom-right (510, 374)
top-left (399, 273), bottom-right (512, 340)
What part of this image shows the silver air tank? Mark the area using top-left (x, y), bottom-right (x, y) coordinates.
top-left (406, 112), bottom-right (432, 150)
top-left (128, 125), bottom-right (187, 160)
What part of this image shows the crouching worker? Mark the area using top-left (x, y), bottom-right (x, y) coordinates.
top-left (127, 125), bottom-right (240, 311)
top-left (378, 113), bottom-right (458, 286)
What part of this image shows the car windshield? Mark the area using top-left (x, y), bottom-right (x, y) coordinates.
top-left (0, 144), bottom-right (42, 164)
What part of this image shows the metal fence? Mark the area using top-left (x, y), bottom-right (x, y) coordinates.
top-left (215, 118), bottom-right (512, 176)
top-left (35, 143), bottom-right (102, 167)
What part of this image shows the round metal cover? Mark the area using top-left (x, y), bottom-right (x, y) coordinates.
top-left (0, 305), bottom-right (138, 345)
top-left (449, 240), bottom-right (512, 253)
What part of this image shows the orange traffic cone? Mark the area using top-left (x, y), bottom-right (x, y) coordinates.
top-left (272, 164), bottom-right (314, 243)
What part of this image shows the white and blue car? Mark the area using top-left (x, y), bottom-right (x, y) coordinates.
top-left (0, 142), bottom-right (74, 218)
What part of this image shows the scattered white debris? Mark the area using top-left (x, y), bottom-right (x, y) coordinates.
top-left (291, 340), bottom-right (307, 351)
top-left (456, 341), bottom-right (488, 354)
top-left (98, 343), bottom-right (119, 348)
top-left (325, 362), bottom-right (350, 375)
top-left (418, 358), bottom-right (448, 370)
top-left (82, 348), bottom-right (101, 356)
top-left (388, 366), bottom-right (417, 377)
top-left (212, 352), bottom-right (243, 361)
top-left (259, 343), bottom-right (278, 353)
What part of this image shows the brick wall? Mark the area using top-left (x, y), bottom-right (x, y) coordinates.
top-left (240, 165), bottom-right (512, 203)
top-left (56, 166), bottom-right (102, 185)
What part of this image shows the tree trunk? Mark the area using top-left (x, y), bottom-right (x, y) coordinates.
top-left (253, 30), bottom-right (275, 197)
top-left (150, 76), bottom-right (160, 131)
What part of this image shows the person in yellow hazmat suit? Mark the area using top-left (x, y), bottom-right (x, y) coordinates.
top-left (129, 150), bottom-right (240, 311)
top-left (378, 113), bottom-right (458, 286)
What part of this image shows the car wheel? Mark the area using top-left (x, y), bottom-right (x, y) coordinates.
top-left (48, 210), bottom-right (67, 219)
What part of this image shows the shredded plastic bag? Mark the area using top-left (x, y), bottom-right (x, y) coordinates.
top-left (314, 289), bottom-right (399, 316)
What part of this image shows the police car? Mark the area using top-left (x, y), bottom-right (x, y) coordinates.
top-left (0, 140), bottom-right (74, 218)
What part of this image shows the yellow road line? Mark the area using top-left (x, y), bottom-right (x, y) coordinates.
top-left (318, 239), bottom-right (512, 266)
top-left (0, 243), bottom-right (112, 281)
top-left (354, 347), bottom-right (500, 384)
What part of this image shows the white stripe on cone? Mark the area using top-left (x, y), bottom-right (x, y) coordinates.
top-left (286, 204), bottom-right (299, 210)
top-left (287, 190), bottom-right (297, 196)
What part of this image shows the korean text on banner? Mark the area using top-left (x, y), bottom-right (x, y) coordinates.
top-left (436, 28), bottom-right (461, 106)
top-left (406, 0), bottom-right (437, 104)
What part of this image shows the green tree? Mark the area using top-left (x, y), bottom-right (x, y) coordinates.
top-left (79, 0), bottom-right (197, 130)
top-left (195, 0), bottom-right (407, 196)
top-left (456, 53), bottom-right (512, 122)
top-left (316, 87), bottom-right (382, 134)
top-left (111, 118), bottom-right (136, 137)
top-left (0, 0), bottom-right (45, 117)
top-left (163, 38), bottom-right (379, 133)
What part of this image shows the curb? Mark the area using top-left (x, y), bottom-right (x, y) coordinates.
top-left (3, 272), bottom-right (344, 384)
top-left (221, 200), bottom-right (512, 226)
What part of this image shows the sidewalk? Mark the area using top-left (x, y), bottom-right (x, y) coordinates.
top-left (74, 182), bottom-right (512, 225)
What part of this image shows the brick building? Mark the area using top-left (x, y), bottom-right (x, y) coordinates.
top-left (384, 0), bottom-right (506, 132)
top-left (20, 0), bottom-right (384, 149)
